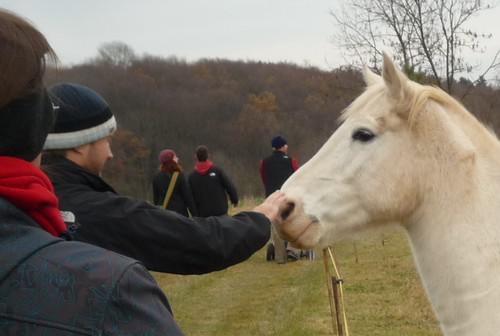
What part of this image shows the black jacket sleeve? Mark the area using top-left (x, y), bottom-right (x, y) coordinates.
top-left (217, 167), bottom-right (239, 206)
top-left (68, 186), bottom-right (270, 274)
top-left (102, 262), bottom-right (184, 335)
top-left (178, 173), bottom-right (198, 216)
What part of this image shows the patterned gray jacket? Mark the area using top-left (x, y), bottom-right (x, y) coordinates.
top-left (0, 198), bottom-right (184, 335)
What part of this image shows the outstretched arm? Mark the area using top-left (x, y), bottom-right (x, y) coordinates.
top-left (69, 189), bottom-right (270, 274)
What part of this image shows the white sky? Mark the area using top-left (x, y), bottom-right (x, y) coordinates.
top-left (1, 0), bottom-right (499, 77)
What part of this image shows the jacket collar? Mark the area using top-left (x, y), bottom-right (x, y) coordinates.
top-left (272, 150), bottom-right (288, 158)
top-left (42, 155), bottom-right (116, 193)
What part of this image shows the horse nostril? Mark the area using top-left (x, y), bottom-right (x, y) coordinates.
top-left (281, 201), bottom-right (295, 221)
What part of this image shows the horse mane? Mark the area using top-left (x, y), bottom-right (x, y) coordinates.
top-left (406, 85), bottom-right (467, 130)
top-left (406, 84), bottom-right (500, 149)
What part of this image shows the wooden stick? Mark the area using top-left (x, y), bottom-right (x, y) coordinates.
top-left (323, 249), bottom-right (337, 334)
top-left (332, 276), bottom-right (344, 336)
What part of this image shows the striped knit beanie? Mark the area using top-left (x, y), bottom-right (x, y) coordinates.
top-left (43, 83), bottom-right (116, 150)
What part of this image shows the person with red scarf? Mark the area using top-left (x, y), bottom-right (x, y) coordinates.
top-left (0, 9), bottom-right (188, 335)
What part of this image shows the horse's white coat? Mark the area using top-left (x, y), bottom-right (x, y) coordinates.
top-left (277, 53), bottom-right (500, 335)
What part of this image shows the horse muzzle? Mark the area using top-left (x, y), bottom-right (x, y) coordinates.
top-left (276, 197), bottom-right (322, 249)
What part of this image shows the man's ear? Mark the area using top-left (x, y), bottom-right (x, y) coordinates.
top-left (65, 144), bottom-right (90, 166)
top-left (72, 144), bottom-right (90, 155)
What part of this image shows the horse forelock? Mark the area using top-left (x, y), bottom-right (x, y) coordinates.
top-left (339, 84), bottom-right (386, 123)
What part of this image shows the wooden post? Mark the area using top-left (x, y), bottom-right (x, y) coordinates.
top-left (332, 276), bottom-right (344, 336)
top-left (323, 249), bottom-right (337, 334)
top-left (323, 247), bottom-right (349, 336)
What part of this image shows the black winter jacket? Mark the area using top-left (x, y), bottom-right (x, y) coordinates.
top-left (43, 156), bottom-right (270, 274)
top-left (188, 166), bottom-right (239, 217)
top-left (152, 171), bottom-right (197, 217)
top-left (0, 198), bottom-right (183, 335)
top-left (261, 151), bottom-right (296, 197)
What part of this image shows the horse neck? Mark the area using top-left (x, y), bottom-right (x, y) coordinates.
top-left (405, 159), bottom-right (500, 335)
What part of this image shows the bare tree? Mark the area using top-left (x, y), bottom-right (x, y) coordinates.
top-left (332, 0), bottom-right (500, 93)
top-left (96, 41), bottom-right (136, 68)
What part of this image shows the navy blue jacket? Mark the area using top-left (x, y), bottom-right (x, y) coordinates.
top-left (0, 198), bottom-right (183, 335)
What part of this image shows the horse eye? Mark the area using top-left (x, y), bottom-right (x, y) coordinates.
top-left (352, 128), bottom-right (375, 142)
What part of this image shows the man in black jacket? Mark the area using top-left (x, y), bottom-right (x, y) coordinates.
top-left (43, 83), bottom-right (284, 275)
top-left (188, 145), bottom-right (239, 217)
top-left (260, 135), bottom-right (300, 263)
top-left (260, 135), bottom-right (299, 197)
top-left (0, 9), bottom-right (184, 335)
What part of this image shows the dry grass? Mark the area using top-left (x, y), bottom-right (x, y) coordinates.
top-left (153, 200), bottom-right (441, 336)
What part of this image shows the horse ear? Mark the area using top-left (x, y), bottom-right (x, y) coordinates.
top-left (362, 65), bottom-right (381, 86)
top-left (382, 52), bottom-right (407, 100)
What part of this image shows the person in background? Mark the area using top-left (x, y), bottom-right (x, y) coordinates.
top-left (260, 135), bottom-right (300, 263)
top-left (260, 135), bottom-right (299, 197)
top-left (188, 145), bottom-right (239, 217)
top-left (152, 149), bottom-right (197, 217)
top-left (0, 9), bottom-right (184, 334)
top-left (42, 83), bottom-right (285, 276)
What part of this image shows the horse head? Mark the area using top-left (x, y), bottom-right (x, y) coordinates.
top-left (277, 53), bottom-right (478, 249)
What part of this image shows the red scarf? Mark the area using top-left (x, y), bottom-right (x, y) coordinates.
top-left (0, 156), bottom-right (66, 236)
top-left (194, 160), bottom-right (214, 175)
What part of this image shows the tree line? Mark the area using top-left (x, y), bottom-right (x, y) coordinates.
top-left (44, 45), bottom-right (500, 200)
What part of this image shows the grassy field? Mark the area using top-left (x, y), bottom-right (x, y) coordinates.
top-left (153, 201), bottom-right (441, 336)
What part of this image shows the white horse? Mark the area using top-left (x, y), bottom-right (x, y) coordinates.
top-left (277, 53), bottom-right (500, 336)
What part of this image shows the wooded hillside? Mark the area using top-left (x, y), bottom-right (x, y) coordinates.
top-left (45, 54), bottom-right (500, 199)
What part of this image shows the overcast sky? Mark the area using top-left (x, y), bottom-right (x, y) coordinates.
top-left (1, 0), bottom-right (499, 77)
